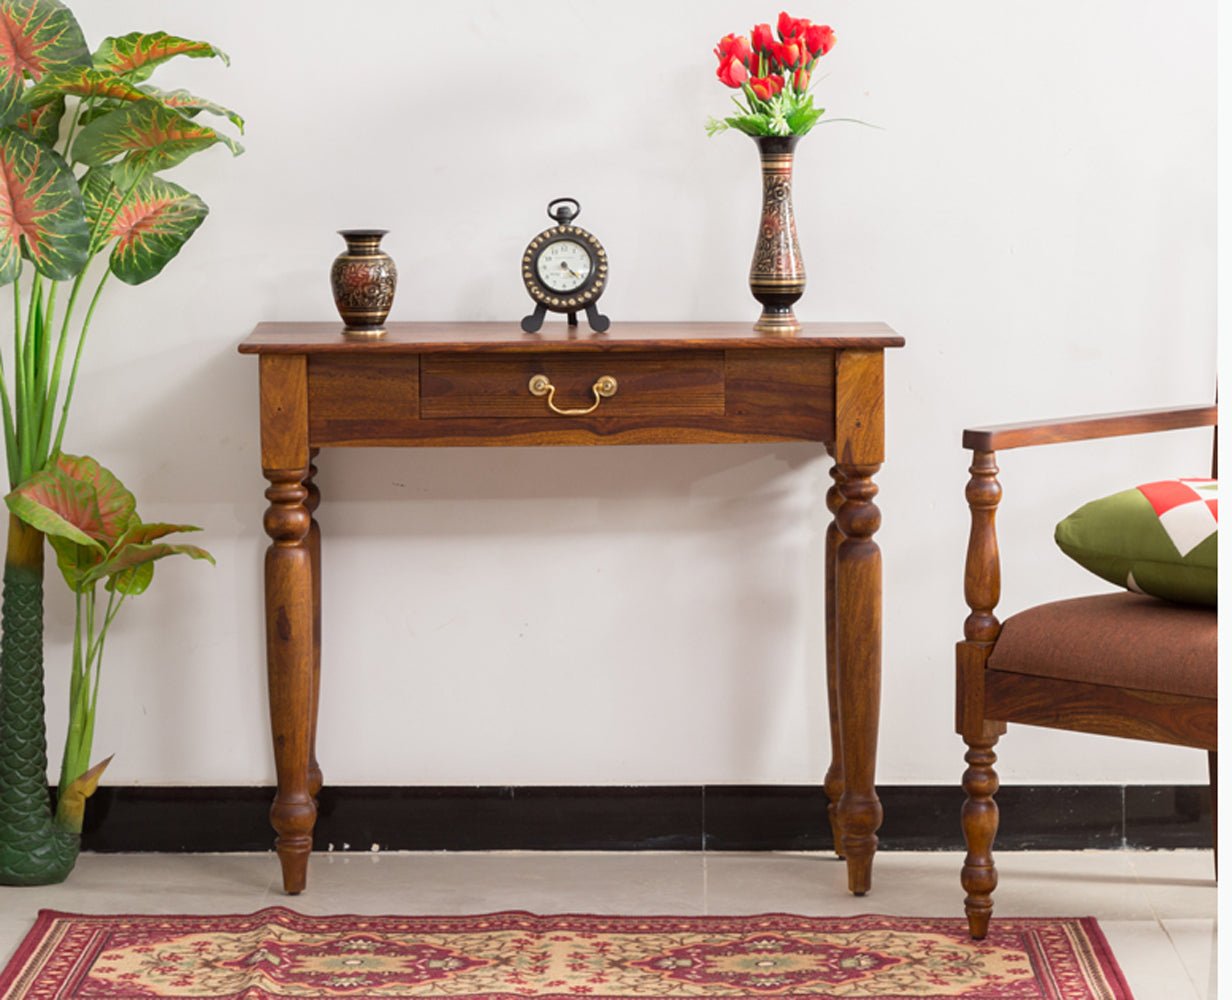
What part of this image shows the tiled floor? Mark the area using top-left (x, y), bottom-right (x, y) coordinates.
top-left (0, 850), bottom-right (1216, 999)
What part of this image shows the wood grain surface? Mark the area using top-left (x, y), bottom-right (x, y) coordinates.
top-left (306, 348), bottom-right (838, 446)
top-left (241, 321), bottom-right (903, 354)
top-left (962, 404), bottom-right (1216, 452)
top-left (421, 352), bottom-right (725, 418)
top-left (984, 670), bottom-right (1217, 750)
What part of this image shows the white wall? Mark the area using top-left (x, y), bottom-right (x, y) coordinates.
top-left (37, 0), bottom-right (1214, 789)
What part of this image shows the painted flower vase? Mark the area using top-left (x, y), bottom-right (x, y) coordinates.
top-left (330, 229), bottom-right (397, 337)
top-left (749, 135), bottom-right (805, 334)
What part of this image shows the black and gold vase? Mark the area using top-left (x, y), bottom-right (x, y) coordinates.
top-left (749, 135), bottom-right (805, 334)
top-left (330, 229), bottom-right (397, 337)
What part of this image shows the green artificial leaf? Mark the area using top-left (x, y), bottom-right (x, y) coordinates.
top-left (23, 66), bottom-right (148, 108)
top-left (786, 105), bottom-right (825, 134)
top-left (784, 94), bottom-right (825, 135)
top-left (47, 532), bottom-right (97, 592)
top-left (140, 86), bottom-right (244, 133)
top-left (74, 99), bottom-right (120, 128)
top-left (105, 522), bottom-right (207, 594)
top-left (12, 94), bottom-right (63, 143)
top-left (108, 558), bottom-right (152, 595)
top-left (82, 166), bottom-right (208, 283)
top-left (0, 126), bottom-right (89, 283)
top-left (724, 113), bottom-right (772, 136)
top-left (52, 453), bottom-right (137, 545)
top-left (115, 520), bottom-right (201, 547)
top-left (0, 0), bottom-right (90, 119)
top-left (55, 754), bottom-right (111, 831)
top-left (5, 467), bottom-right (102, 550)
top-left (6, 455), bottom-right (142, 591)
top-left (93, 31), bottom-right (228, 82)
top-left (72, 99), bottom-right (243, 184)
top-left (89, 538), bottom-right (213, 588)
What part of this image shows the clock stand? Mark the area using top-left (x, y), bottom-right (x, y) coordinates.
top-left (521, 301), bottom-right (611, 335)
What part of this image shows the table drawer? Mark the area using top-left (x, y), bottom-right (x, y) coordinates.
top-left (420, 353), bottom-right (725, 419)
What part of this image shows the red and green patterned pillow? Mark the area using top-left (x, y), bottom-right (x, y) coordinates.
top-left (1054, 478), bottom-right (1217, 606)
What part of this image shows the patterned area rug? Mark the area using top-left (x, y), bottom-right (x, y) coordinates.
top-left (0, 909), bottom-right (1132, 999)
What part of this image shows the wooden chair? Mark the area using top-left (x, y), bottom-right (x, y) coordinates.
top-left (956, 403), bottom-right (1218, 939)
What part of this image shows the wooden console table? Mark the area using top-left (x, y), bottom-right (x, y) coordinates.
top-left (239, 321), bottom-right (904, 895)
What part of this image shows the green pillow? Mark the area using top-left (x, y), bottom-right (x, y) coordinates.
top-left (1055, 478), bottom-right (1217, 607)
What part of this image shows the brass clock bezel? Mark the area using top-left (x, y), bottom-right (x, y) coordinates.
top-left (521, 225), bottom-right (609, 313)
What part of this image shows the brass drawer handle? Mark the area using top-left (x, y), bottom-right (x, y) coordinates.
top-left (528, 373), bottom-right (618, 416)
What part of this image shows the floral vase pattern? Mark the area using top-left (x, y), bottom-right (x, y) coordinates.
top-left (330, 230), bottom-right (397, 337)
top-left (749, 135), bottom-right (805, 334)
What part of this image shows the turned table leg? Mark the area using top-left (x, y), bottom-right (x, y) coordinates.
top-left (264, 466), bottom-right (317, 894)
top-left (259, 353), bottom-right (315, 895)
top-left (305, 450), bottom-right (323, 801)
top-left (822, 463), bottom-right (846, 859)
top-left (834, 461), bottom-right (884, 895)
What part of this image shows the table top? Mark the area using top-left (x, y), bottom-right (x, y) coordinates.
top-left (239, 321), bottom-right (905, 355)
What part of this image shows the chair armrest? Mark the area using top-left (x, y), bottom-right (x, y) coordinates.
top-left (958, 400), bottom-right (1217, 661)
top-left (963, 404), bottom-right (1216, 452)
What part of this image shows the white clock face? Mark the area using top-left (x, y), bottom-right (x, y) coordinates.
top-left (537, 240), bottom-right (592, 292)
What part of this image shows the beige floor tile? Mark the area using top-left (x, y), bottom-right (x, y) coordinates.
top-left (971, 849), bottom-right (1153, 920)
top-left (1159, 918), bottom-right (1219, 1000)
top-left (1126, 850), bottom-right (1218, 920)
top-left (702, 851), bottom-right (960, 916)
top-left (1099, 919), bottom-right (1203, 1000)
top-left (294, 852), bottom-right (708, 915)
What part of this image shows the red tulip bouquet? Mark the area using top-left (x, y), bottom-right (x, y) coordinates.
top-left (708, 11), bottom-right (837, 137)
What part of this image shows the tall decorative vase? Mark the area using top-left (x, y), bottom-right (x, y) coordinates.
top-left (330, 229), bottom-right (397, 337)
top-left (749, 135), bottom-right (805, 334)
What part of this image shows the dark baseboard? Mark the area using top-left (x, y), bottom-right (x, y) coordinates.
top-left (74, 784), bottom-right (1214, 854)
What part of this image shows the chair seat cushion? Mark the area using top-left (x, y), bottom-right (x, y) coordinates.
top-left (987, 592), bottom-right (1216, 698)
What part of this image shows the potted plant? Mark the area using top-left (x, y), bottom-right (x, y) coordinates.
top-left (6, 456), bottom-right (212, 831)
top-left (0, 0), bottom-right (243, 884)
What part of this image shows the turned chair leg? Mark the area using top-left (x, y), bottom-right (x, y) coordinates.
top-left (961, 734), bottom-right (1000, 939)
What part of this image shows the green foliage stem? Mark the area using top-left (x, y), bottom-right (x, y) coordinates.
top-left (58, 583), bottom-right (123, 808)
top-left (51, 268), bottom-right (110, 460)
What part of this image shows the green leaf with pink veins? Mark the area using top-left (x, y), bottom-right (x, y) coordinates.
top-left (4, 467), bottom-right (102, 552)
top-left (81, 165), bottom-right (208, 283)
top-left (92, 31), bottom-right (228, 82)
top-left (0, 126), bottom-right (90, 283)
top-left (0, 0), bottom-right (90, 119)
top-left (139, 85), bottom-right (244, 133)
top-left (4, 454), bottom-right (139, 591)
top-left (23, 65), bottom-right (148, 108)
top-left (51, 452), bottom-right (137, 545)
top-left (11, 94), bottom-right (64, 144)
top-left (72, 99), bottom-right (243, 186)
